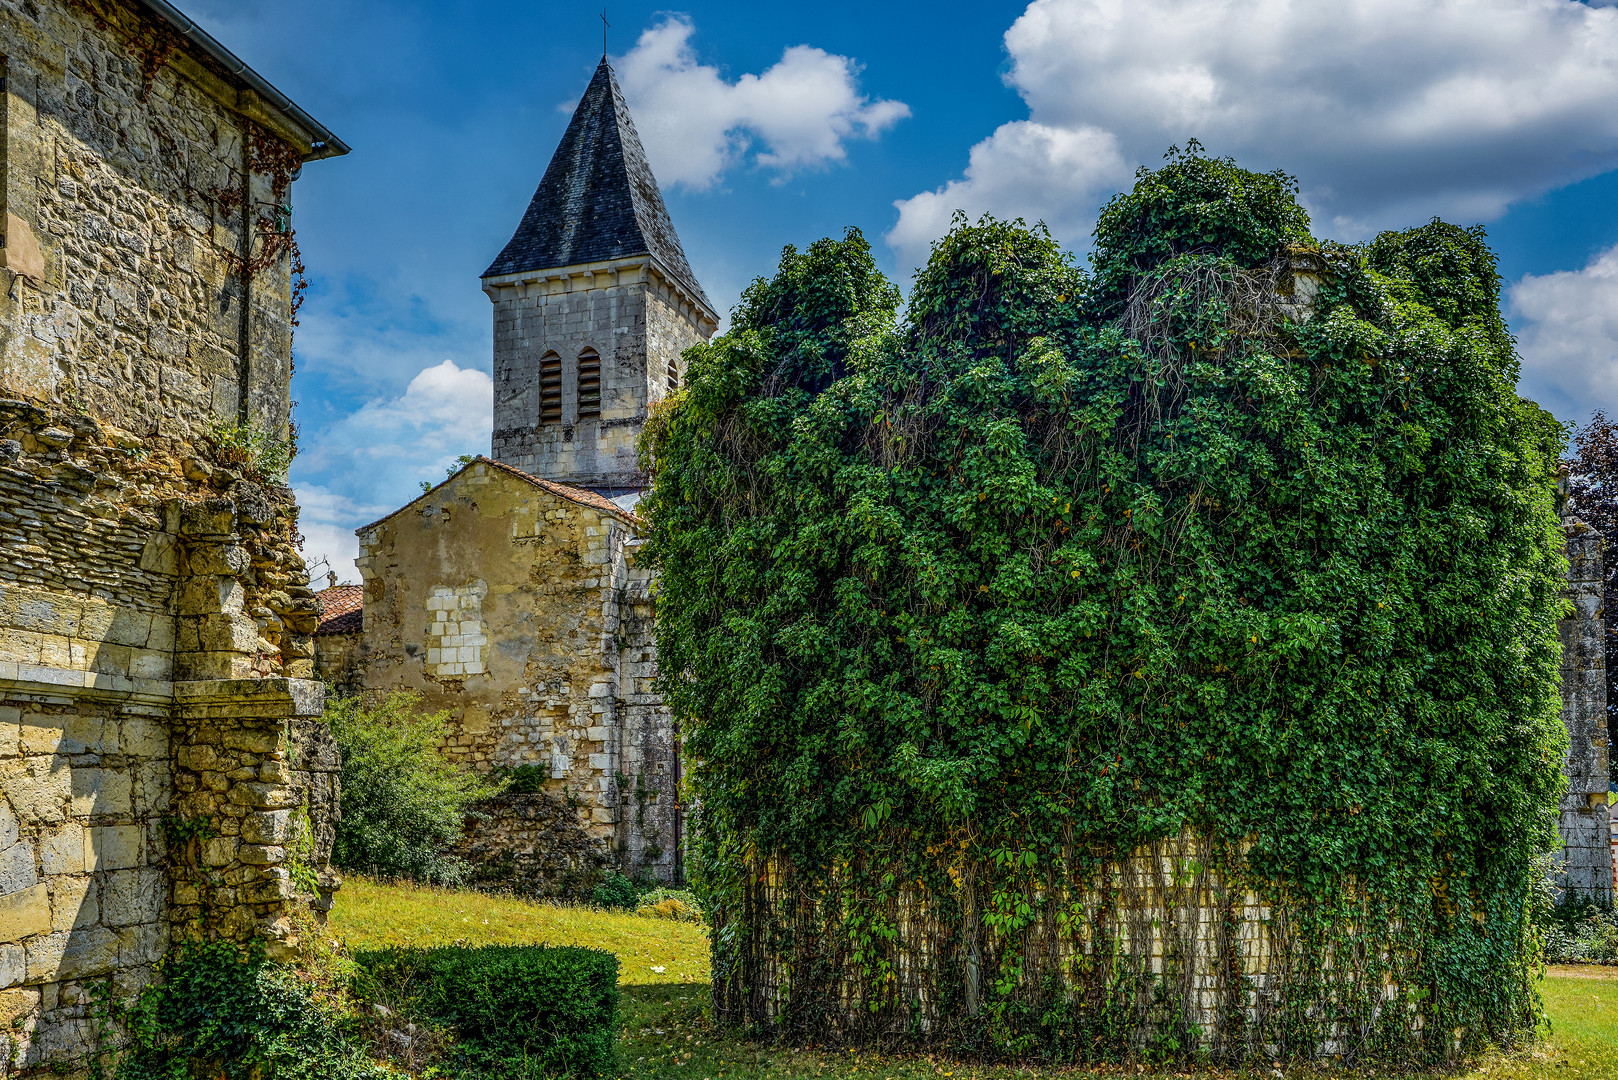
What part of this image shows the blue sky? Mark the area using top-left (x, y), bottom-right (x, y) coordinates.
top-left (184, 0), bottom-right (1618, 580)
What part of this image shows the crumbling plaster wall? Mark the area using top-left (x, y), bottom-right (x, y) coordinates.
top-left (355, 461), bottom-right (680, 884)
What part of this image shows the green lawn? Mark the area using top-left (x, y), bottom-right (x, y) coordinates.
top-left (329, 877), bottom-right (1618, 1080)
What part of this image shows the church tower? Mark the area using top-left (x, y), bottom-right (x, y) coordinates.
top-left (482, 59), bottom-right (718, 493)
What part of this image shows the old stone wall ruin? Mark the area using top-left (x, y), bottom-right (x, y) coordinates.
top-left (0, 0), bottom-right (344, 1071)
top-left (1559, 516), bottom-right (1613, 902)
top-left (353, 458), bottom-right (681, 890)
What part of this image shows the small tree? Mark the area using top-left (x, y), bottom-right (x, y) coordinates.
top-left (1565, 412), bottom-right (1618, 761)
top-left (328, 691), bottom-right (503, 884)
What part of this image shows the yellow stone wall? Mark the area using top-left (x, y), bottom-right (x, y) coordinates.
top-left (356, 461), bottom-right (681, 883)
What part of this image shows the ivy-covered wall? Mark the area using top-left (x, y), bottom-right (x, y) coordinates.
top-left (640, 151), bottom-right (1569, 1065)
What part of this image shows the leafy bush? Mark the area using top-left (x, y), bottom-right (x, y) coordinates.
top-left (589, 870), bottom-right (646, 910)
top-left (355, 945), bottom-right (618, 1078)
top-left (328, 691), bottom-right (503, 885)
top-left (119, 939), bottom-right (381, 1080)
top-left (491, 763), bottom-right (551, 794)
top-left (635, 887), bottom-right (703, 922)
top-left (641, 148), bottom-right (1568, 1060)
top-left (1542, 897), bottom-right (1618, 964)
top-left (204, 418), bottom-right (294, 484)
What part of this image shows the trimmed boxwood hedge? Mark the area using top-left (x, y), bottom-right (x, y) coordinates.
top-left (357, 944), bottom-right (619, 1078)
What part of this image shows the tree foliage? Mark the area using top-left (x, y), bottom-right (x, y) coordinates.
top-left (329, 691), bottom-right (503, 885)
top-left (640, 149), bottom-right (1569, 1062)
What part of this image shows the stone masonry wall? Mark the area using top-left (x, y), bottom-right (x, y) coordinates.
top-left (356, 460), bottom-right (681, 885)
top-left (0, 0), bottom-right (340, 1071)
top-left (486, 258), bottom-right (712, 489)
top-left (1560, 517), bottom-right (1612, 902)
top-left (1, 0), bottom-right (298, 445)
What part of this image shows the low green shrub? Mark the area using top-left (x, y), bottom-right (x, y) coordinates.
top-left (589, 870), bottom-right (647, 910)
top-left (328, 691), bottom-right (504, 885)
top-left (492, 763), bottom-right (551, 794)
top-left (355, 944), bottom-right (618, 1078)
top-left (1543, 898), bottom-right (1618, 964)
top-left (634, 887), bottom-right (704, 922)
top-left (119, 939), bottom-right (381, 1080)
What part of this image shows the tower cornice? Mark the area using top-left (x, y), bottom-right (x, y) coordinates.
top-left (481, 254), bottom-right (719, 335)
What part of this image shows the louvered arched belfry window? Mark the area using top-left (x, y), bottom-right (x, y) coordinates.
top-left (577, 348), bottom-right (602, 420)
top-left (538, 351), bottom-right (562, 424)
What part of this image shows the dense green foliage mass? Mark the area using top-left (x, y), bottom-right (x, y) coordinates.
top-left (641, 150), bottom-right (1569, 1062)
top-left (119, 940), bottom-right (381, 1080)
top-left (329, 691), bottom-right (503, 885)
top-left (356, 944), bottom-right (619, 1078)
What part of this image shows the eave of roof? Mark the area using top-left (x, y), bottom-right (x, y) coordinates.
top-left (356, 456), bottom-right (641, 534)
top-left (133, 0), bottom-right (349, 161)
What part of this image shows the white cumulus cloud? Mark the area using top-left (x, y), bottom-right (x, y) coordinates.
top-left (293, 359), bottom-right (493, 574)
top-left (615, 16), bottom-right (909, 189)
top-left (1511, 245), bottom-right (1618, 422)
top-left (892, 0), bottom-right (1618, 266)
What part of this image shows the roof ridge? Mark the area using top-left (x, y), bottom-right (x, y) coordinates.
top-left (354, 456), bottom-right (641, 533)
top-left (482, 59), bottom-right (710, 312)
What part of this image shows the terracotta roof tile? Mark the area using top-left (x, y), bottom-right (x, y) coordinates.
top-left (315, 584), bottom-right (364, 635)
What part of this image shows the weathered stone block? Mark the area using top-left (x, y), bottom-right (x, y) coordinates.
top-left (241, 810), bottom-right (291, 845)
top-left (0, 945), bottom-right (26, 989)
top-left (228, 783), bottom-right (297, 809)
top-left (201, 836), bottom-right (238, 868)
top-left (0, 885), bottom-right (53, 944)
top-left (0, 844), bottom-right (37, 897)
top-left (49, 875), bottom-right (96, 932)
top-left (19, 715), bottom-right (62, 756)
top-left (40, 826), bottom-right (84, 876)
top-left (102, 869), bottom-right (164, 927)
top-left (86, 826), bottom-right (140, 872)
top-left (121, 718), bottom-right (167, 760)
top-left (56, 925), bottom-right (119, 980)
top-left (0, 757), bottom-right (70, 823)
top-left (71, 768), bottom-right (131, 817)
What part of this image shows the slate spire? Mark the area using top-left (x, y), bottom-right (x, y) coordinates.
top-left (483, 59), bottom-right (710, 309)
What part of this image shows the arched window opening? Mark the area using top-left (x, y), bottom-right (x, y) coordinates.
top-left (577, 348), bottom-right (601, 419)
top-left (538, 352), bottom-right (562, 424)
top-left (666, 356), bottom-right (679, 394)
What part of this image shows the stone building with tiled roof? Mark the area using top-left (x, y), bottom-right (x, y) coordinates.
top-left (321, 62), bottom-right (712, 890)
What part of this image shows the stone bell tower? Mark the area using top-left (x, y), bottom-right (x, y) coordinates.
top-left (482, 58), bottom-right (718, 494)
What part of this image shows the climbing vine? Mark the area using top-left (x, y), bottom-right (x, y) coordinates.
top-left (640, 148), bottom-right (1568, 1064)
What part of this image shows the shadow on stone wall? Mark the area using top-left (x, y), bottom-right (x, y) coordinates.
top-left (455, 793), bottom-right (613, 901)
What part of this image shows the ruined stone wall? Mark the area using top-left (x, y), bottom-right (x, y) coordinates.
top-left (486, 258), bottom-right (712, 489)
top-left (0, 1), bottom-right (340, 1070)
top-left (456, 792), bottom-right (612, 900)
top-left (356, 460), bottom-right (681, 884)
top-left (1559, 518), bottom-right (1612, 902)
top-left (312, 628), bottom-right (363, 695)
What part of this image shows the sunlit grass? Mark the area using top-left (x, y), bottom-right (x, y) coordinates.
top-left (329, 877), bottom-right (1618, 1079)
top-left (329, 875), bottom-right (709, 986)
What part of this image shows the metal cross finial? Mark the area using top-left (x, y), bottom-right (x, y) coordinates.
top-left (601, 9), bottom-right (610, 56)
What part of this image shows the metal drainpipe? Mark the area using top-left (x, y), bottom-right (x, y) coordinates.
top-left (235, 136), bottom-right (252, 424)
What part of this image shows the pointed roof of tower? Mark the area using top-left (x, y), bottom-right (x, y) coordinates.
top-left (483, 58), bottom-right (710, 310)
